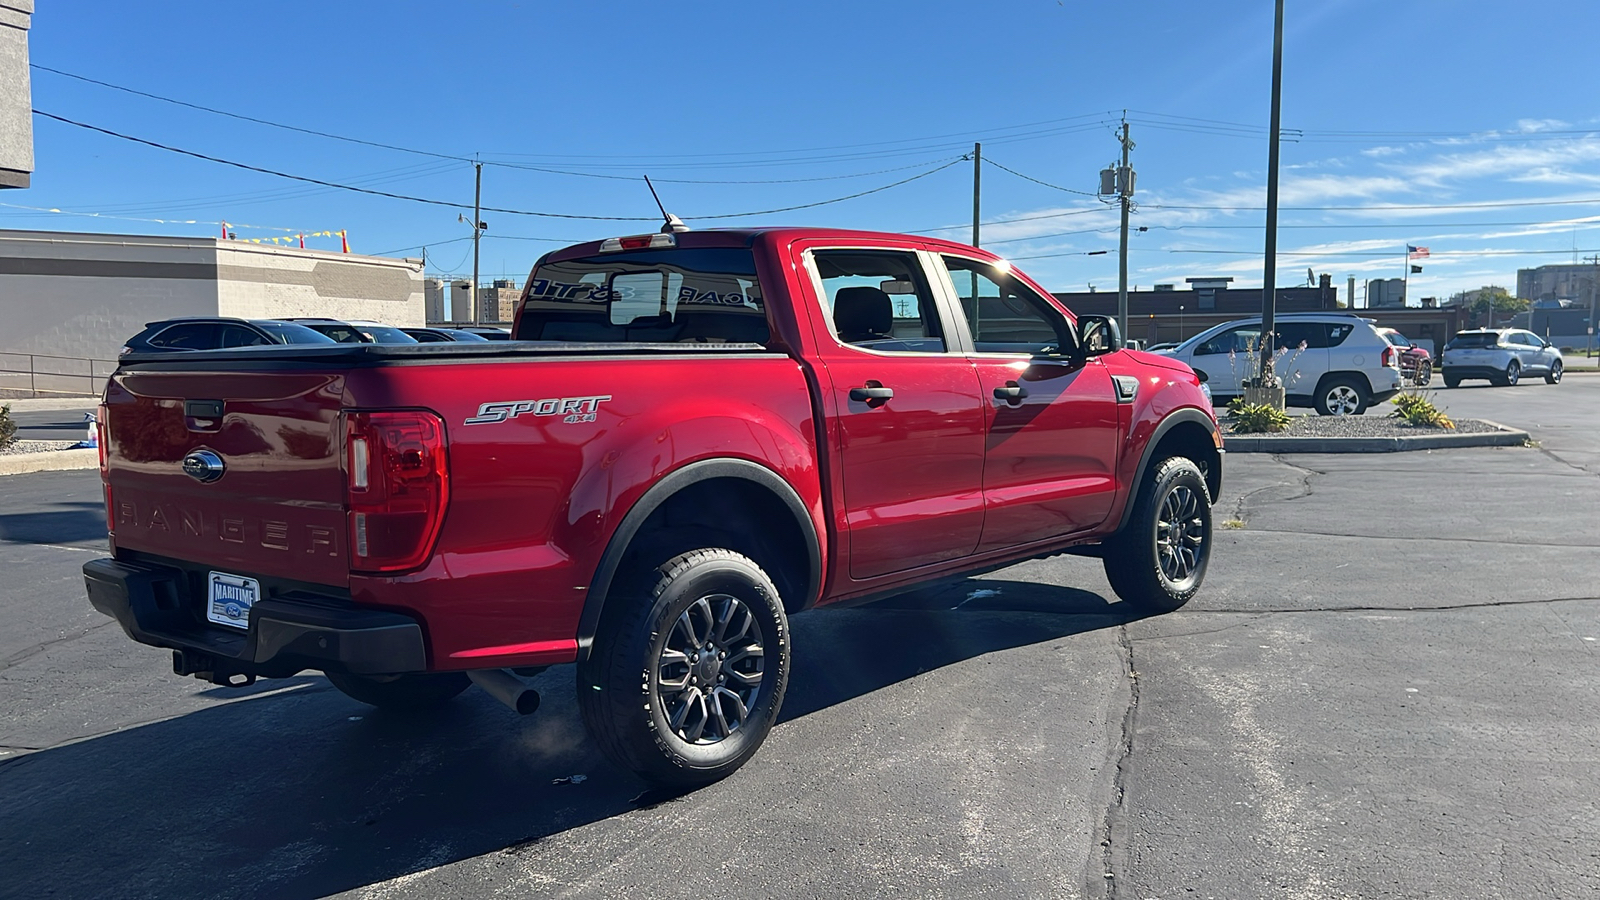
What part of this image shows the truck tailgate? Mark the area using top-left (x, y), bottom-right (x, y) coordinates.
top-left (105, 367), bottom-right (349, 587)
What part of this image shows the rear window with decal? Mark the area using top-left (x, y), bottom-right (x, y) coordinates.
top-left (515, 248), bottom-right (770, 345)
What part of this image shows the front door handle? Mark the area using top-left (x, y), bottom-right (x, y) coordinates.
top-left (993, 382), bottom-right (1026, 402)
top-left (849, 382), bottom-right (894, 406)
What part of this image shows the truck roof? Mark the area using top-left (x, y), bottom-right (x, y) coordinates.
top-left (541, 227), bottom-right (1001, 267)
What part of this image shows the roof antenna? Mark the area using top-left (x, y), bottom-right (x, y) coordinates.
top-left (644, 175), bottom-right (689, 234)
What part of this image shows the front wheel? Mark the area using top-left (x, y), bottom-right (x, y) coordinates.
top-left (1315, 377), bottom-right (1369, 416)
top-left (1546, 361), bottom-right (1563, 384)
top-left (1102, 457), bottom-right (1212, 613)
top-left (578, 548), bottom-right (790, 789)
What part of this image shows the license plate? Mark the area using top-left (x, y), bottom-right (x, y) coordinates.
top-left (206, 571), bottom-right (260, 630)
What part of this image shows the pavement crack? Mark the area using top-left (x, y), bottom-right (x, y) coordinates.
top-left (0, 620), bottom-right (115, 673)
top-left (1088, 625), bottom-right (1138, 900)
top-left (1231, 455), bottom-right (1321, 525)
top-left (1189, 595), bottom-right (1600, 616)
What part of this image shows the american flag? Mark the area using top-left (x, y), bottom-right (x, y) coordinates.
top-left (1408, 245), bottom-right (1430, 259)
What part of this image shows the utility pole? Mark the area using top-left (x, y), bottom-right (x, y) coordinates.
top-left (971, 142), bottom-right (982, 248)
top-left (1259, 0), bottom-right (1285, 394)
top-left (1117, 119), bottom-right (1134, 339)
top-left (471, 159), bottom-right (482, 326)
top-left (1588, 254), bottom-right (1599, 358)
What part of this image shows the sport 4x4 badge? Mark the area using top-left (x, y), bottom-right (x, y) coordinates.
top-left (465, 395), bottom-right (611, 425)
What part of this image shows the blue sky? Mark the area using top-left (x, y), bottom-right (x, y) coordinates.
top-left (15, 0), bottom-right (1600, 304)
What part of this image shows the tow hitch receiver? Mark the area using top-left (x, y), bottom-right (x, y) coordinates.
top-left (172, 650), bottom-right (257, 688)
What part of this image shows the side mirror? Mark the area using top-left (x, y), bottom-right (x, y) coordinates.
top-left (1077, 315), bottom-right (1122, 358)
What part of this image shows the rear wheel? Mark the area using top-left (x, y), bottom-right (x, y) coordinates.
top-left (1103, 457), bottom-right (1212, 613)
top-left (1546, 361), bottom-right (1563, 384)
top-left (1315, 376), bottom-right (1368, 416)
top-left (1415, 359), bottom-right (1433, 386)
top-left (1498, 359), bottom-right (1521, 387)
top-left (325, 671), bottom-right (470, 710)
top-left (578, 548), bottom-right (790, 789)
top-left (1443, 372), bottom-right (1461, 389)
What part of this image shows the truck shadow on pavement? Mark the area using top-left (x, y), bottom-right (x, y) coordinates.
top-left (0, 577), bottom-right (1144, 900)
top-left (0, 500), bottom-right (107, 545)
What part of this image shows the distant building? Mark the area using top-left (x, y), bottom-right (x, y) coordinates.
top-left (0, 228), bottom-right (425, 371)
top-left (1366, 278), bottom-right (1406, 308)
top-left (479, 279), bottom-right (521, 324)
top-left (423, 278), bottom-right (448, 322)
top-left (1516, 263), bottom-right (1598, 305)
top-left (0, 1), bottom-right (35, 188)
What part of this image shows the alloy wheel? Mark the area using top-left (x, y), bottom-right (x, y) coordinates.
top-left (1155, 484), bottom-right (1206, 584)
top-left (1325, 384), bottom-right (1362, 415)
top-left (654, 593), bottom-right (766, 745)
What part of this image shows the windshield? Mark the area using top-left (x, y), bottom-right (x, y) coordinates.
top-left (516, 248), bottom-right (769, 345)
top-left (253, 321), bottom-right (338, 345)
top-left (355, 324), bottom-right (419, 344)
top-left (1446, 332), bottom-right (1501, 349)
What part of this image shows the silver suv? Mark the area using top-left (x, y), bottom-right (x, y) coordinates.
top-left (1439, 329), bottom-right (1564, 387)
top-left (1154, 313), bottom-right (1404, 415)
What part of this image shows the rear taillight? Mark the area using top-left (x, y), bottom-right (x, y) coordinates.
top-left (343, 410), bottom-right (450, 574)
top-left (1381, 346), bottom-right (1396, 369)
top-left (97, 404), bottom-right (111, 532)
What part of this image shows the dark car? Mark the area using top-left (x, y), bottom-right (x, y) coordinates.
top-left (1377, 328), bottom-right (1432, 385)
top-left (400, 327), bottom-right (491, 343)
top-left (281, 318), bottom-right (419, 344)
top-left (120, 318), bottom-right (337, 355)
top-left (455, 326), bottom-right (512, 341)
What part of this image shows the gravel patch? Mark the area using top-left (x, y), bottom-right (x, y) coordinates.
top-left (1221, 415), bottom-right (1505, 438)
top-left (0, 439), bottom-right (79, 455)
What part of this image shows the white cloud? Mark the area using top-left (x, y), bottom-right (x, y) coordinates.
top-left (1361, 146), bottom-right (1407, 158)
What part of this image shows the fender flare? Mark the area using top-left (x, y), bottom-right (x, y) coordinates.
top-left (575, 457), bottom-right (822, 660)
top-left (1114, 408), bottom-right (1222, 533)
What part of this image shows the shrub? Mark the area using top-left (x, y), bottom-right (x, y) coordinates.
top-left (1389, 392), bottom-right (1455, 429)
top-left (0, 403), bottom-right (16, 450)
top-left (1228, 399), bottom-right (1292, 433)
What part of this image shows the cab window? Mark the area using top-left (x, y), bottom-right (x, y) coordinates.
top-left (941, 256), bottom-right (1073, 355)
top-left (811, 249), bottom-right (946, 353)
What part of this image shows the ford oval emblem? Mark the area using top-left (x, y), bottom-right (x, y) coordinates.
top-left (182, 449), bottom-right (225, 483)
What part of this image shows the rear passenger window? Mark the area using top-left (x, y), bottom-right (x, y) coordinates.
top-left (1325, 323), bottom-right (1355, 347)
top-left (149, 323), bottom-right (222, 349)
top-left (812, 249), bottom-right (946, 353)
top-left (1274, 323), bottom-right (1326, 350)
top-left (220, 326), bottom-right (270, 348)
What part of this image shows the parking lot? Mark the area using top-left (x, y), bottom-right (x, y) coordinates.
top-left (1, 378), bottom-right (1597, 899)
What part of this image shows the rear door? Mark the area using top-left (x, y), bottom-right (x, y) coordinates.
top-left (801, 245), bottom-right (986, 580)
top-left (1272, 321), bottom-right (1330, 397)
top-left (935, 254), bottom-right (1121, 549)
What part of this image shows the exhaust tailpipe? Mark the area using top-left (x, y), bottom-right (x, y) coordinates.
top-left (467, 668), bottom-right (541, 715)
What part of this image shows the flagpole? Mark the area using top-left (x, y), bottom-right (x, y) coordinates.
top-left (1404, 241), bottom-right (1410, 308)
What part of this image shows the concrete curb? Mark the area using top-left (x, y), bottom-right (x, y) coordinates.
top-left (1, 397), bottom-right (100, 412)
top-left (1224, 418), bottom-right (1530, 454)
top-left (0, 448), bottom-right (99, 476)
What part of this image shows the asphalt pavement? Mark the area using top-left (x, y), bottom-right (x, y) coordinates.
top-left (4, 404), bottom-right (97, 443)
top-left (0, 392), bottom-right (1597, 899)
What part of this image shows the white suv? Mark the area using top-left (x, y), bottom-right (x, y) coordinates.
top-left (1153, 313), bottom-right (1404, 415)
top-left (1439, 328), bottom-right (1564, 387)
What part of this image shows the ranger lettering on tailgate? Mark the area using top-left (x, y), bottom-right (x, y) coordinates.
top-left (464, 395), bottom-right (612, 426)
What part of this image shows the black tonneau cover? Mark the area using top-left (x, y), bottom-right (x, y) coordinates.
top-left (115, 341), bottom-right (773, 369)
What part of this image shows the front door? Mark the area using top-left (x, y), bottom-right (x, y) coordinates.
top-left (805, 247), bottom-right (987, 580)
top-left (937, 255), bottom-right (1121, 550)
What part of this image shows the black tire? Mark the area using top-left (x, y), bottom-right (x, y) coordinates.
top-left (1498, 359), bottom-right (1520, 387)
top-left (325, 671), bottom-right (470, 710)
top-left (1102, 457), bottom-right (1212, 613)
top-left (578, 548), bottom-right (790, 789)
top-left (1546, 361), bottom-right (1563, 384)
top-left (1415, 359), bottom-right (1433, 386)
top-left (1314, 376), bottom-right (1368, 416)
top-left (1443, 373), bottom-right (1461, 389)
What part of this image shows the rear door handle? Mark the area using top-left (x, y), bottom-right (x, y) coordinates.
top-left (993, 382), bottom-right (1026, 402)
top-left (849, 382), bottom-right (894, 405)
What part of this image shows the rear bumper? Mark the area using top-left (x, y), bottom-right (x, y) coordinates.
top-left (1442, 366), bottom-right (1507, 380)
top-left (84, 557), bottom-right (427, 679)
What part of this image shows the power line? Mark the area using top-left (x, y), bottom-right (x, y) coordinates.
top-left (982, 157), bottom-right (1101, 197)
top-left (31, 64), bottom-right (470, 162)
top-left (486, 156), bottom-right (963, 184)
top-left (33, 110), bottom-right (967, 222)
top-left (1143, 197), bottom-right (1600, 212)
top-left (911, 206), bottom-right (1113, 234)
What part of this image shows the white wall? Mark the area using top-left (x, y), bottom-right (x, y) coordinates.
top-left (215, 243), bottom-right (424, 326)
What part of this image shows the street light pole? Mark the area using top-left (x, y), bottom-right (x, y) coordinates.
top-left (1259, 0), bottom-right (1285, 392)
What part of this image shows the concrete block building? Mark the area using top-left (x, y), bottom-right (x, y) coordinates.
top-left (0, 229), bottom-right (424, 392)
top-left (0, 1), bottom-right (32, 189)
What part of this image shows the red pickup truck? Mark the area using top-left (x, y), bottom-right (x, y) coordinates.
top-left (83, 226), bottom-right (1221, 787)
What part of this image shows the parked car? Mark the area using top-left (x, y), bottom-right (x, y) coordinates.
top-left (1152, 312), bottom-right (1403, 415)
top-left (456, 326), bottom-right (513, 341)
top-left (120, 318), bottom-right (337, 355)
top-left (1377, 328), bottom-right (1432, 386)
top-left (401, 327), bottom-right (491, 343)
top-left (282, 318), bottom-right (418, 344)
top-left (1439, 328), bottom-right (1564, 387)
top-left (85, 225), bottom-right (1221, 789)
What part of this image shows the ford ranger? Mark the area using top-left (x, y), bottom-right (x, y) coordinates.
top-left (83, 225), bottom-right (1222, 788)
